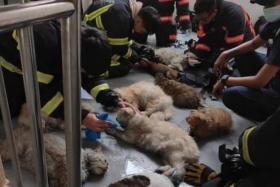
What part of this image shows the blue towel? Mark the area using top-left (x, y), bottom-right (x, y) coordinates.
top-left (84, 112), bottom-right (119, 141)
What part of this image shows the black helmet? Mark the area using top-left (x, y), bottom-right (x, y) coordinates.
top-left (250, 0), bottom-right (275, 6)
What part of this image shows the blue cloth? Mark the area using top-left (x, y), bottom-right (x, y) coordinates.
top-left (84, 112), bottom-right (119, 141)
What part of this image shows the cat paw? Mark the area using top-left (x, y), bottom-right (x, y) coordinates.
top-left (155, 165), bottom-right (174, 176)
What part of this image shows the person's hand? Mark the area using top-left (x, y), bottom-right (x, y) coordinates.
top-left (96, 89), bottom-right (121, 108)
top-left (213, 51), bottom-right (230, 75)
top-left (184, 163), bottom-right (218, 186)
top-left (212, 80), bottom-right (225, 98)
top-left (83, 113), bottom-right (112, 132)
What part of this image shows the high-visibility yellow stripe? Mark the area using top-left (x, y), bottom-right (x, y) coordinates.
top-left (12, 30), bottom-right (20, 50)
top-left (111, 54), bottom-right (120, 61)
top-left (110, 61), bottom-right (120, 66)
top-left (0, 57), bottom-right (54, 84)
top-left (128, 40), bottom-right (133, 47)
top-left (83, 4), bottom-right (113, 23)
top-left (242, 127), bottom-right (256, 166)
top-left (41, 92), bottom-right (64, 117)
top-left (123, 48), bottom-right (132, 59)
top-left (100, 71), bottom-right (109, 78)
top-left (36, 71), bottom-right (54, 84)
top-left (96, 16), bottom-right (105, 30)
top-left (108, 37), bottom-right (129, 45)
top-left (90, 83), bottom-right (109, 98)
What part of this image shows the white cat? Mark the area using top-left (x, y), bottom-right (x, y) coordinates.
top-left (116, 81), bottom-right (174, 121)
top-left (106, 107), bottom-right (200, 184)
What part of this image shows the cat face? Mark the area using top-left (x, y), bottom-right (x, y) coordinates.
top-left (186, 111), bottom-right (214, 139)
top-left (115, 89), bottom-right (139, 108)
top-left (116, 107), bottom-right (135, 128)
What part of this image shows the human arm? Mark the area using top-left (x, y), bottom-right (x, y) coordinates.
top-left (212, 64), bottom-right (280, 97)
top-left (213, 35), bottom-right (266, 74)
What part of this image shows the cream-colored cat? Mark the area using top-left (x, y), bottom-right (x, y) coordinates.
top-left (155, 47), bottom-right (187, 71)
top-left (0, 105), bottom-right (108, 187)
top-left (106, 107), bottom-right (199, 184)
top-left (115, 81), bottom-right (174, 121)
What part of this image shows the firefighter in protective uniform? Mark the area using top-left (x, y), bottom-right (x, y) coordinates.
top-left (212, 0), bottom-right (280, 122)
top-left (133, 0), bottom-right (191, 47)
top-left (83, 0), bottom-right (161, 79)
top-left (0, 21), bottom-right (115, 132)
top-left (187, 0), bottom-right (256, 69)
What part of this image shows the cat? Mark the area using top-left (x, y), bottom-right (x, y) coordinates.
top-left (106, 107), bottom-right (199, 184)
top-left (115, 81), bottom-right (174, 121)
top-left (186, 107), bottom-right (233, 139)
top-left (0, 105), bottom-right (108, 187)
top-left (154, 47), bottom-right (188, 71)
top-left (155, 73), bottom-right (201, 109)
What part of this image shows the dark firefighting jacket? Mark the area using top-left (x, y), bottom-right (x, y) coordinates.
top-left (192, 1), bottom-right (255, 62)
top-left (83, 0), bottom-right (138, 77)
top-left (239, 107), bottom-right (280, 169)
top-left (0, 21), bottom-right (107, 119)
top-left (135, 0), bottom-right (190, 46)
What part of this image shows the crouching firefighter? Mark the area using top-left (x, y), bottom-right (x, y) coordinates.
top-left (133, 0), bottom-right (191, 47)
top-left (183, 107), bottom-right (280, 187)
top-left (186, 0), bottom-right (256, 69)
top-left (0, 20), bottom-right (119, 131)
top-left (83, 0), bottom-right (161, 78)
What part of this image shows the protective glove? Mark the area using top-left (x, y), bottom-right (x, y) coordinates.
top-left (184, 163), bottom-right (218, 186)
top-left (96, 89), bottom-right (120, 108)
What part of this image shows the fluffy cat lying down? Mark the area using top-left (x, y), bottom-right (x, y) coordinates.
top-left (0, 105), bottom-right (108, 187)
top-left (115, 81), bottom-right (174, 121)
top-left (154, 48), bottom-right (187, 71)
top-left (155, 73), bottom-right (201, 109)
top-left (186, 107), bottom-right (233, 139)
top-left (106, 107), bottom-right (199, 184)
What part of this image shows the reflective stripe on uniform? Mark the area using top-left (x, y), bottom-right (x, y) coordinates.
top-left (83, 4), bottom-right (113, 23)
top-left (242, 127), bottom-right (256, 166)
top-left (12, 30), bottom-right (20, 50)
top-left (111, 54), bottom-right (121, 66)
top-left (100, 71), bottom-right (109, 78)
top-left (108, 37), bottom-right (129, 45)
top-left (96, 15), bottom-right (105, 30)
top-left (90, 83), bottom-right (109, 98)
top-left (41, 92), bottom-right (64, 117)
top-left (0, 57), bottom-right (54, 84)
top-left (123, 47), bottom-right (132, 59)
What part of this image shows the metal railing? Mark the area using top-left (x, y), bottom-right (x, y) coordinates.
top-left (0, 0), bottom-right (82, 186)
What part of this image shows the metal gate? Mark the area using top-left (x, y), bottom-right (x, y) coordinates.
top-left (0, 0), bottom-right (82, 186)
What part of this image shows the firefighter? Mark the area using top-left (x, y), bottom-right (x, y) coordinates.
top-left (188, 0), bottom-right (256, 69)
top-left (133, 0), bottom-right (191, 47)
top-left (83, 0), bottom-right (161, 77)
top-left (183, 106), bottom-right (280, 187)
top-left (0, 21), bottom-right (117, 132)
top-left (212, 0), bottom-right (280, 122)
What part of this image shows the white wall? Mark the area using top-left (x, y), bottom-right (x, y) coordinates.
top-left (189, 0), bottom-right (264, 23)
